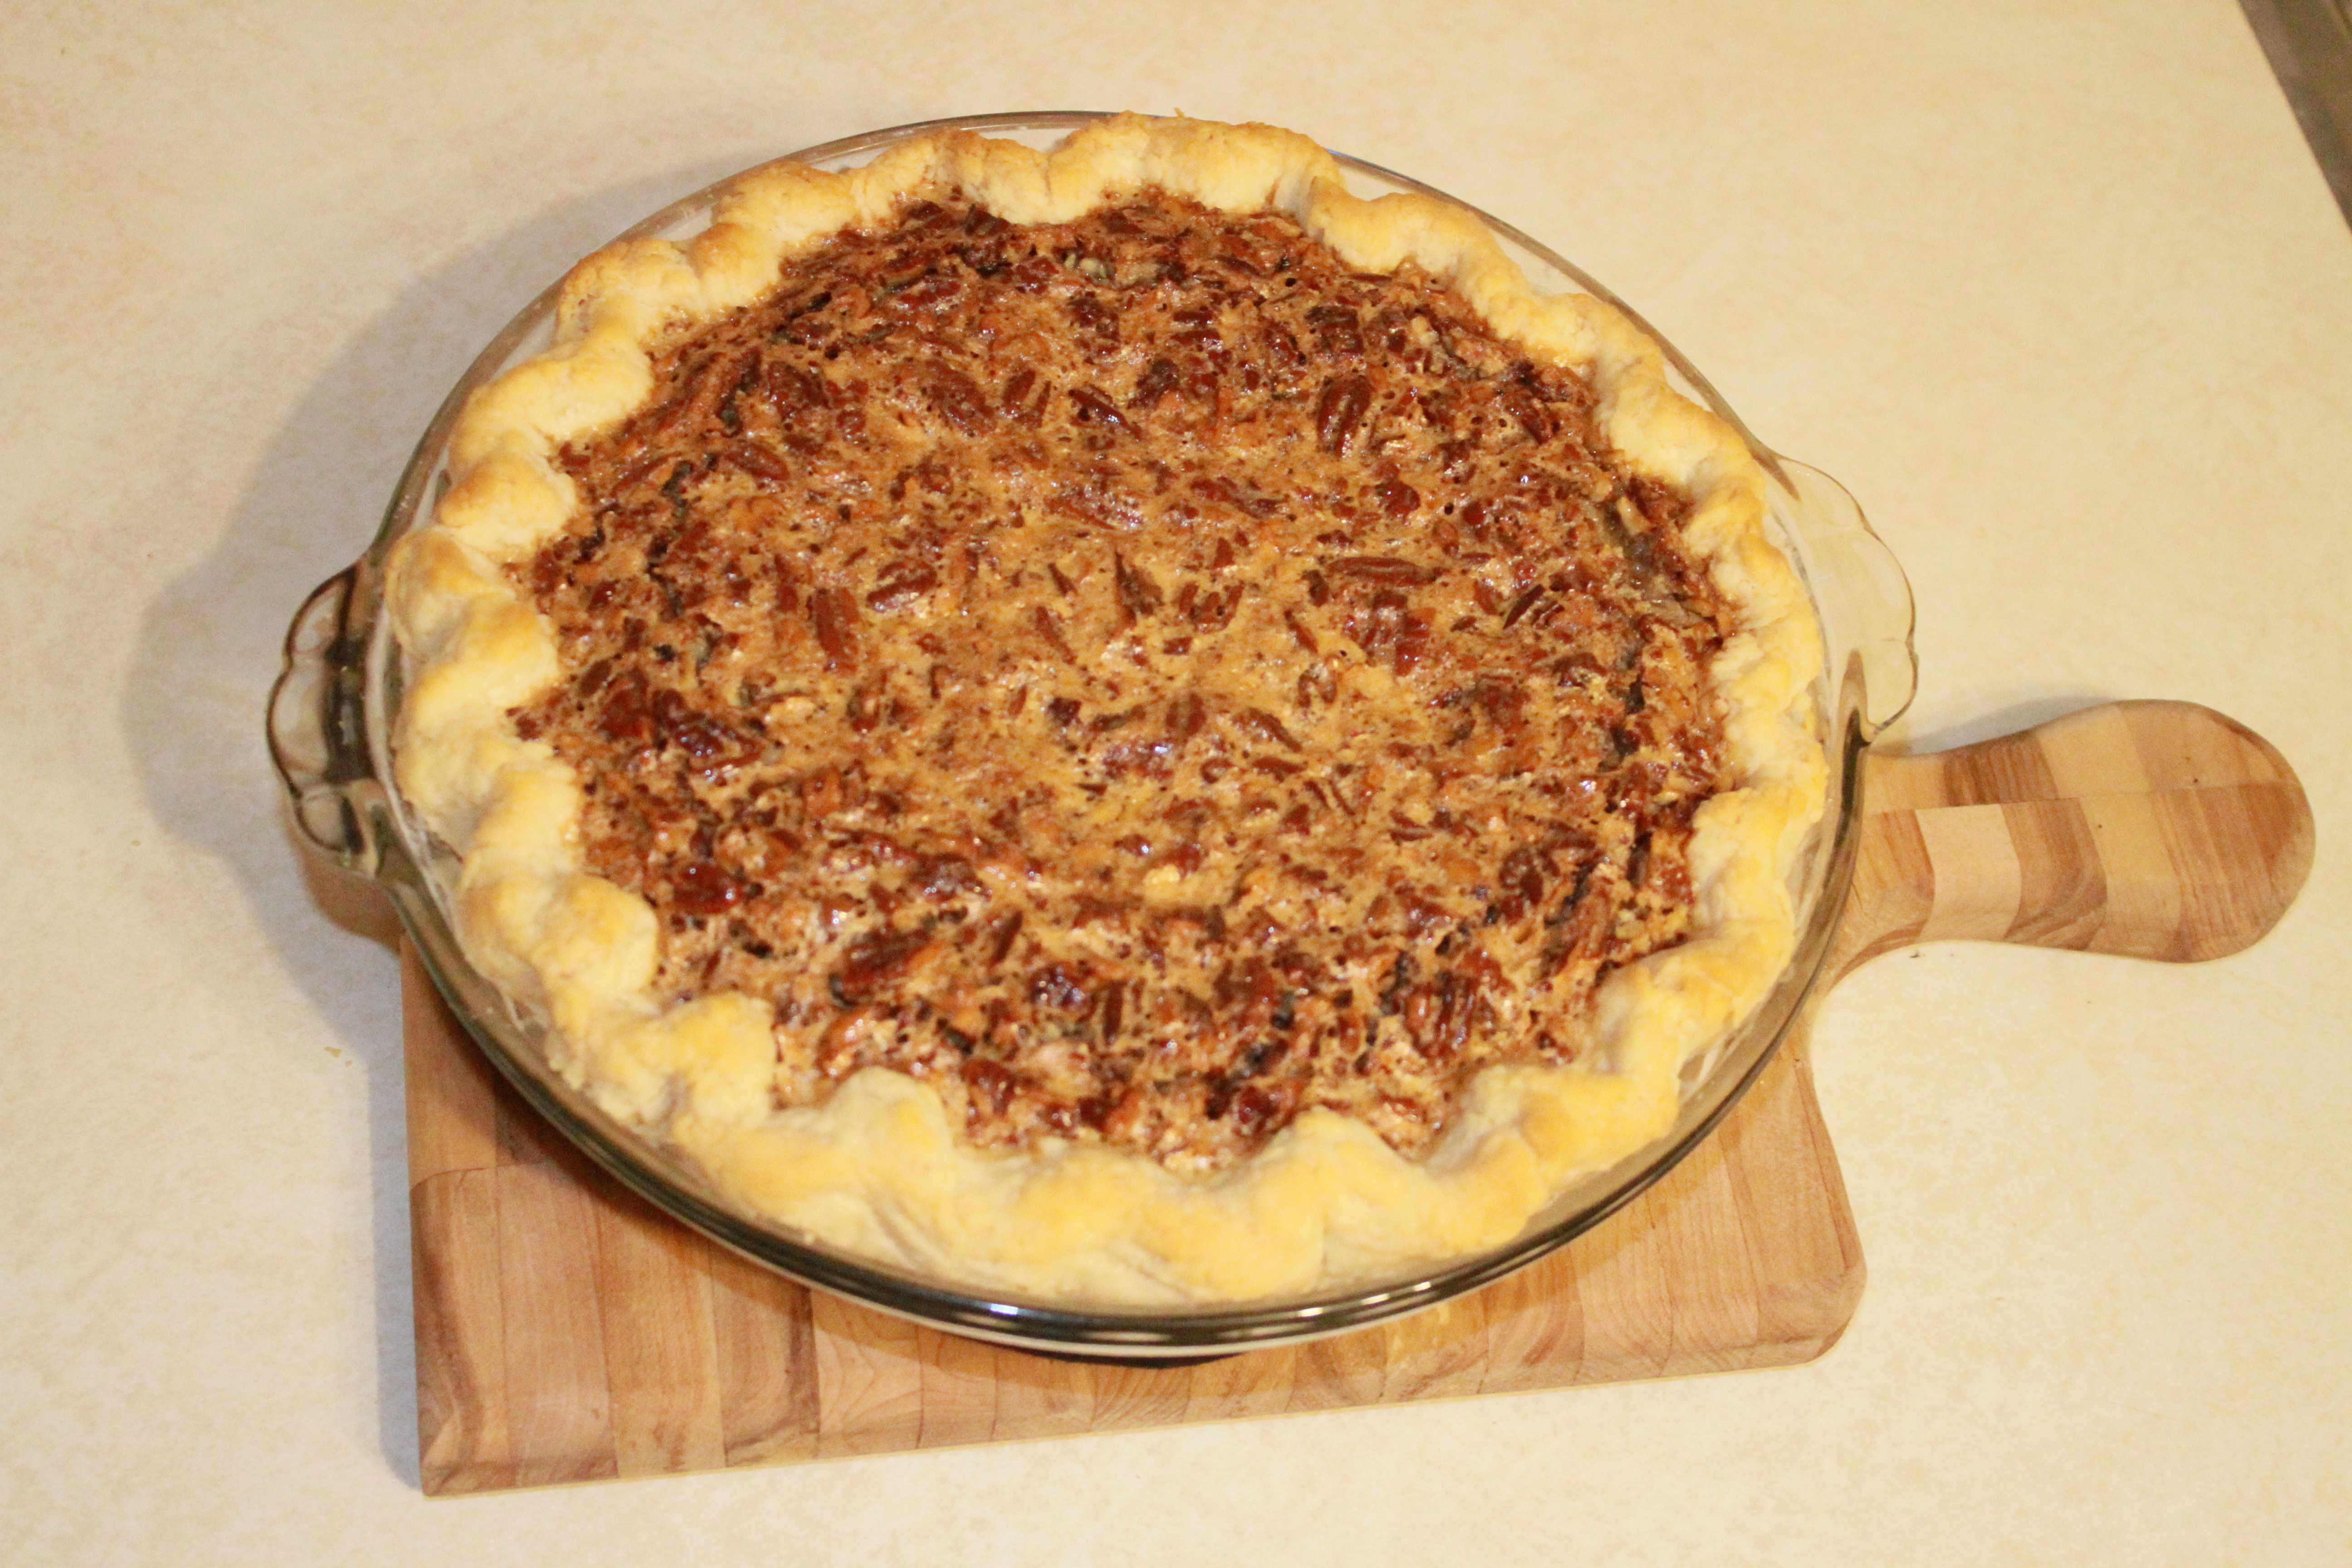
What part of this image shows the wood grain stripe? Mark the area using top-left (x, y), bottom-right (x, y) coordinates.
top-left (1716, 1046), bottom-right (1863, 1360)
top-left (2001, 798), bottom-right (2105, 948)
top-left (495, 1156), bottom-right (619, 1486)
top-left (2153, 781), bottom-right (2309, 961)
top-left (413, 1168), bottom-right (510, 1492)
top-left (1570, 1200), bottom-right (1671, 1385)
top-left (913, 1326), bottom-right (1001, 1449)
top-left (1476, 1255), bottom-right (1583, 1394)
top-left (1835, 807), bottom-right (1937, 974)
top-left (1856, 750), bottom-right (1951, 814)
top-left (811, 1292), bottom-right (924, 1458)
top-left (989, 1338), bottom-right (1100, 1437)
top-left (2123, 701), bottom-right (2289, 792)
top-left (1656, 1134), bottom-right (1761, 1377)
top-left (2039, 704), bottom-right (2154, 799)
top-left (2078, 791), bottom-right (2188, 960)
top-left (1182, 1342), bottom-right (1298, 1421)
top-left (1381, 1291), bottom-right (1491, 1402)
top-left (1915, 803), bottom-right (2024, 943)
top-left (1093, 1360), bottom-right (1194, 1431)
top-left (494, 1081), bottom-right (583, 1168)
top-left (593, 1197), bottom-right (726, 1477)
top-left (706, 1247), bottom-right (818, 1466)
top-left (1938, 727), bottom-right (2058, 808)
top-left (1288, 1325), bottom-right (1387, 1411)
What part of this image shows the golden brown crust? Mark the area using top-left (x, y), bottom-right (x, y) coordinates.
top-left (387, 115), bottom-right (1825, 1303)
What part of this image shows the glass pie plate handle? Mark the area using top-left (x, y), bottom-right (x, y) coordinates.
top-left (1764, 455), bottom-right (1917, 741)
top-left (268, 559), bottom-right (387, 873)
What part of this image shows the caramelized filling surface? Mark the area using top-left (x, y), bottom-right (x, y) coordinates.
top-left (515, 191), bottom-right (1735, 1171)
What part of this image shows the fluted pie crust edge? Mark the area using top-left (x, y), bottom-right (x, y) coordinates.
top-left (384, 115), bottom-right (1827, 1304)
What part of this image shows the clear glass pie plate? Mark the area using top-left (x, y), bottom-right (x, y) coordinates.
top-left (269, 111), bottom-right (1917, 1358)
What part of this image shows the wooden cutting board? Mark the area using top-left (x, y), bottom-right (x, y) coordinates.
top-left (404, 700), bottom-right (2311, 1494)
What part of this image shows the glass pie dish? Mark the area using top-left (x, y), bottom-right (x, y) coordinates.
top-left (269, 111), bottom-right (1917, 1358)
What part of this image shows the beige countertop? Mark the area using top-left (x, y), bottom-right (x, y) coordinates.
top-left (4, 2), bottom-right (2347, 1561)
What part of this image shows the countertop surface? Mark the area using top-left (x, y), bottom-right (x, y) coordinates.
top-left (4, 3), bottom-right (2347, 1562)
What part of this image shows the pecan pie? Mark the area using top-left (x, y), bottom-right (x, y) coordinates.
top-left (387, 116), bottom-right (1825, 1303)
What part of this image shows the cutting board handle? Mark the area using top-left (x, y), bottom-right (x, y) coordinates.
top-left (1834, 700), bottom-right (2313, 976)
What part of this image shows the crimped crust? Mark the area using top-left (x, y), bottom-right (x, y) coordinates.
top-left (387, 115), bottom-right (1825, 1303)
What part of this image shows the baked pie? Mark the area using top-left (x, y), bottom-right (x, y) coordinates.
top-left (387, 115), bottom-right (1825, 1303)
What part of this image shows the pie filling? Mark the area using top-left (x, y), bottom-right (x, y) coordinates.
top-left (513, 189), bottom-right (1735, 1175)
